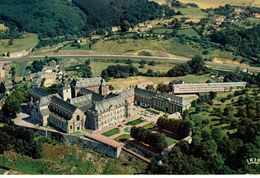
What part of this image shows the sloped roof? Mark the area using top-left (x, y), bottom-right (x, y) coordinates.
top-left (50, 96), bottom-right (77, 114)
top-left (31, 87), bottom-right (49, 97)
top-left (75, 77), bottom-right (106, 88)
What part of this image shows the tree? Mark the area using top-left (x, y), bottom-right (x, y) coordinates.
top-left (187, 55), bottom-right (205, 74)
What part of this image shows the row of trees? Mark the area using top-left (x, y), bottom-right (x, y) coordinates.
top-left (101, 65), bottom-right (139, 80)
top-left (157, 115), bottom-right (191, 139)
top-left (130, 126), bottom-right (167, 153)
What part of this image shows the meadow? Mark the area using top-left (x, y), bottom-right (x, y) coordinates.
top-left (0, 33), bottom-right (38, 54)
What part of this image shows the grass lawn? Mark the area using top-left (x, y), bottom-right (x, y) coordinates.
top-left (142, 123), bottom-right (155, 129)
top-left (115, 134), bottom-right (131, 142)
top-left (177, 28), bottom-right (200, 38)
top-left (151, 27), bottom-right (173, 34)
top-left (0, 33), bottom-right (38, 54)
top-left (126, 119), bottom-right (144, 126)
top-left (179, 0), bottom-right (260, 8)
top-left (108, 75), bottom-right (215, 90)
top-left (102, 128), bottom-right (120, 137)
top-left (12, 61), bottom-right (31, 77)
top-left (165, 136), bottom-right (178, 146)
top-left (0, 143), bottom-right (145, 174)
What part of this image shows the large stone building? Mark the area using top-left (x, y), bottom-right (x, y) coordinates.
top-left (71, 77), bottom-right (109, 97)
top-left (172, 82), bottom-right (247, 94)
top-left (30, 77), bottom-right (190, 133)
top-left (134, 88), bottom-right (189, 114)
top-left (30, 88), bottom-right (86, 134)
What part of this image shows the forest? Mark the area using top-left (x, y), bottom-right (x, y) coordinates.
top-left (0, 0), bottom-right (168, 38)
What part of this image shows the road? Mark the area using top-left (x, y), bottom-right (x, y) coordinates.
top-left (1, 54), bottom-right (260, 73)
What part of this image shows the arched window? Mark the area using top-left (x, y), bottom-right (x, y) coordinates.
top-left (77, 115), bottom-right (80, 121)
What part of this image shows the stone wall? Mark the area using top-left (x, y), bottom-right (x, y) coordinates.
top-left (34, 128), bottom-right (122, 158)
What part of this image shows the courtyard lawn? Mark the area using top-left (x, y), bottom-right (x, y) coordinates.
top-left (102, 128), bottom-right (120, 137)
top-left (126, 119), bottom-right (144, 126)
top-left (142, 123), bottom-right (155, 129)
top-left (115, 134), bottom-right (131, 142)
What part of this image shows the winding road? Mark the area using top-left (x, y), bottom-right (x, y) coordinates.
top-left (1, 54), bottom-right (260, 73)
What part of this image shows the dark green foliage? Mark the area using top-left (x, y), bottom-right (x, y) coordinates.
top-left (148, 87), bottom-right (260, 174)
top-left (1, 85), bottom-right (29, 118)
top-left (130, 126), bottom-right (167, 153)
top-left (65, 62), bottom-right (92, 78)
top-left (0, 125), bottom-right (42, 159)
top-left (27, 57), bottom-right (62, 73)
top-left (156, 116), bottom-right (191, 138)
top-left (167, 55), bottom-right (206, 77)
top-left (101, 65), bottom-right (139, 80)
top-left (73, 0), bottom-right (165, 29)
top-left (0, 0), bottom-right (88, 38)
top-left (209, 25), bottom-right (260, 62)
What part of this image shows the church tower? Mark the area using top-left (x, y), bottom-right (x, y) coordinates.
top-left (62, 83), bottom-right (72, 102)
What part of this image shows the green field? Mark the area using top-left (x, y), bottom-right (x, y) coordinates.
top-left (173, 6), bottom-right (208, 22)
top-left (12, 61), bottom-right (31, 77)
top-left (177, 28), bottom-right (200, 38)
top-left (0, 143), bottom-right (145, 174)
top-left (102, 128), bottom-right (120, 137)
top-left (165, 136), bottom-right (178, 146)
top-left (0, 33), bottom-right (38, 54)
top-left (126, 119), bottom-right (144, 126)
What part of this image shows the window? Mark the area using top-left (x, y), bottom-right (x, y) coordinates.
top-left (70, 125), bottom-right (72, 130)
top-left (77, 115), bottom-right (80, 121)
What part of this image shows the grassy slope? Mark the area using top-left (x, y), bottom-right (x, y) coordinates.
top-left (0, 143), bottom-right (146, 175)
top-left (0, 33), bottom-right (38, 54)
top-left (189, 88), bottom-right (260, 134)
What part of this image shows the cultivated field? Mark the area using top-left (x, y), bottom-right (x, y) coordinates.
top-left (0, 33), bottom-right (38, 54)
top-left (179, 0), bottom-right (260, 8)
top-left (108, 75), bottom-right (215, 90)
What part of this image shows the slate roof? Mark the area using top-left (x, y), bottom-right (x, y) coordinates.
top-left (75, 77), bottom-right (106, 88)
top-left (91, 88), bottom-right (134, 114)
top-left (134, 88), bottom-right (186, 106)
top-left (50, 96), bottom-right (77, 114)
top-left (31, 87), bottom-right (50, 97)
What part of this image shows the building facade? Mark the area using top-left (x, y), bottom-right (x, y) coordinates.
top-left (172, 82), bottom-right (247, 94)
top-left (134, 88), bottom-right (189, 114)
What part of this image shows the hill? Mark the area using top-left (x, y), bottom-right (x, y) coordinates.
top-left (0, 0), bottom-right (165, 38)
